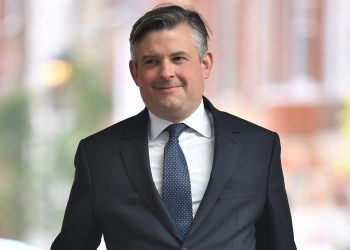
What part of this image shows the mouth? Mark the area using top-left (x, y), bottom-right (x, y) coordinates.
top-left (153, 82), bottom-right (183, 92)
top-left (156, 85), bottom-right (180, 90)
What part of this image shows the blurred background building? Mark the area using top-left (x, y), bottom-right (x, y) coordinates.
top-left (1, 0), bottom-right (350, 249)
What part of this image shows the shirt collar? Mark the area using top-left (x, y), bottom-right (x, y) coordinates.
top-left (148, 99), bottom-right (212, 141)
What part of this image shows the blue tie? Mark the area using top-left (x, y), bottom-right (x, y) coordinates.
top-left (162, 123), bottom-right (193, 240)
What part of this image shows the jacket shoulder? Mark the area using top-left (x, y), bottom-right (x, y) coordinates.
top-left (81, 109), bottom-right (148, 145)
top-left (204, 96), bottom-right (275, 136)
top-left (220, 110), bottom-right (274, 134)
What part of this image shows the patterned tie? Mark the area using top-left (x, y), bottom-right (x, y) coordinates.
top-left (162, 123), bottom-right (193, 240)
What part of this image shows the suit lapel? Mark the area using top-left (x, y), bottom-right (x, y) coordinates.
top-left (188, 98), bottom-right (242, 237)
top-left (118, 99), bottom-right (241, 241)
top-left (119, 110), bottom-right (182, 240)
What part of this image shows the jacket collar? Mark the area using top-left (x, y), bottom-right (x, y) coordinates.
top-left (119, 97), bottom-right (242, 241)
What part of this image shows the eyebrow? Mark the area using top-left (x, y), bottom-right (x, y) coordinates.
top-left (141, 51), bottom-right (190, 61)
top-left (171, 51), bottom-right (188, 56)
top-left (141, 55), bottom-right (157, 61)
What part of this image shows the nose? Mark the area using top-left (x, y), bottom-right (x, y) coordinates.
top-left (158, 60), bottom-right (174, 80)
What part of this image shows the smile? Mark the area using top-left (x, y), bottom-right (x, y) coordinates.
top-left (153, 82), bottom-right (183, 90)
top-left (153, 85), bottom-right (183, 94)
top-left (156, 85), bottom-right (181, 89)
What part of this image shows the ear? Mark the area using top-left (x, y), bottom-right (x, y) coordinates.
top-left (129, 60), bottom-right (139, 86)
top-left (201, 52), bottom-right (213, 79)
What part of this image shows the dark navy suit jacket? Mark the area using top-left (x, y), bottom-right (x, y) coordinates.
top-left (51, 97), bottom-right (297, 250)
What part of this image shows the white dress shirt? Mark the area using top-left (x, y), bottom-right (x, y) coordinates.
top-left (148, 100), bottom-right (215, 217)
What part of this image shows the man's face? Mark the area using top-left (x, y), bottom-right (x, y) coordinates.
top-left (129, 24), bottom-right (213, 122)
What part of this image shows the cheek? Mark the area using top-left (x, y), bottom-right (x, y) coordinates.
top-left (138, 80), bottom-right (156, 100)
top-left (182, 67), bottom-right (205, 86)
top-left (139, 83), bottom-right (151, 95)
top-left (138, 70), bottom-right (157, 85)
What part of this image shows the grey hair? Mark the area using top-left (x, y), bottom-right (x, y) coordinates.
top-left (129, 4), bottom-right (211, 63)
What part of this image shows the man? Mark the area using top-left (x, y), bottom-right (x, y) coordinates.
top-left (51, 4), bottom-right (297, 250)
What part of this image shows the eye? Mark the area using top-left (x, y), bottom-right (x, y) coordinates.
top-left (144, 58), bottom-right (158, 66)
top-left (172, 56), bottom-right (187, 63)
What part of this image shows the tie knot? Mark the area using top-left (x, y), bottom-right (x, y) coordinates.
top-left (167, 123), bottom-right (187, 140)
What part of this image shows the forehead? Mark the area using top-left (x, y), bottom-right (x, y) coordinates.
top-left (134, 24), bottom-right (197, 55)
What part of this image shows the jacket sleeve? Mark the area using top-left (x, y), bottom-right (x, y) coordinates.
top-left (255, 133), bottom-right (297, 250)
top-left (51, 140), bottom-right (102, 250)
